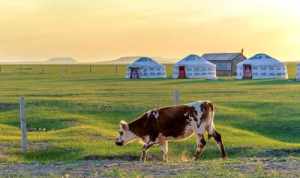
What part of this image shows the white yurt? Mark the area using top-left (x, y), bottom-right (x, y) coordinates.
top-left (126, 57), bottom-right (166, 79)
top-left (296, 64), bottom-right (300, 81)
top-left (236, 53), bottom-right (288, 80)
top-left (173, 54), bottom-right (217, 79)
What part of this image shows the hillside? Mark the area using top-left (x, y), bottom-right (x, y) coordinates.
top-left (98, 56), bottom-right (176, 64)
top-left (45, 57), bottom-right (77, 64)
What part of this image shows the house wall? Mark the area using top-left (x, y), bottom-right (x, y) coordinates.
top-left (208, 60), bottom-right (233, 76)
top-left (232, 55), bottom-right (247, 75)
top-left (208, 55), bottom-right (246, 76)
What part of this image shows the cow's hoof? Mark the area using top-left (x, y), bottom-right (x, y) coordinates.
top-left (140, 158), bottom-right (146, 162)
top-left (222, 156), bottom-right (228, 160)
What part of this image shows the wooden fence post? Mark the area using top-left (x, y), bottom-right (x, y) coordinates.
top-left (89, 64), bottom-right (92, 73)
top-left (173, 89), bottom-right (180, 106)
top-left (19, 97), bottom-right (28, 153)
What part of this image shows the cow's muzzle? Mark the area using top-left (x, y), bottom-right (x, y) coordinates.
top-left (115, 140), bottom-right (124, 146)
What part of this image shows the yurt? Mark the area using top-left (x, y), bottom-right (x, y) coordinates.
top-left (173, 54), bottom-right (217, 79)
top-left (236, 53), bottom-right (288, 80)
top-left (126, 57), bottom-right (166, 79)
top-left (296, 64), bottom-right (300, 81)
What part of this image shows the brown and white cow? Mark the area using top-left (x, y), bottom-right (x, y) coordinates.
top-left (115, 101), bottom-right (226, 162)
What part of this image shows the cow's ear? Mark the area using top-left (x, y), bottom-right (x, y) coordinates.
top-left (120, 120), bottom-right (129, 130)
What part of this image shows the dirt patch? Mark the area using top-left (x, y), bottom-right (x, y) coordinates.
top-left (0, 152), bottom-right (8, 160)
top-left (1, 157), bottom-right (300, 177)
top-left (229, 157), bottom-right (300, 177)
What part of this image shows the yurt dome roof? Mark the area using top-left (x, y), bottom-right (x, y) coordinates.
top-left (239, 53), bottom-right (283, 66)
top-left (175, 54), bottom-right (215, 66)
top-left (128, 57), bottom-right (162, 68)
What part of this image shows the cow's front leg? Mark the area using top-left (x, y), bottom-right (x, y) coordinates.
top-left (140, 142), bottom-right (155, 162)
top-left (193, 133), bottom-right (206, 160)
top-left (159, 140), bottom-right (168, 162)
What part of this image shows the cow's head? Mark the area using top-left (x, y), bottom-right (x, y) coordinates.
top-left (115, 120), bottom-right (137, 146)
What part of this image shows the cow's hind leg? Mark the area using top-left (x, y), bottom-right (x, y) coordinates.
top-left (193, 133), bottom-right (206, 160)
top-left (211, 130), bottom-right (227, 159)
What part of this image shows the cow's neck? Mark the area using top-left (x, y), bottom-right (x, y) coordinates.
top-left (128, 116), bottom-right (148, 138)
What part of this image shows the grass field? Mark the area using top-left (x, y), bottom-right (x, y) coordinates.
top-left (0, 63), bottom-right (299, 177)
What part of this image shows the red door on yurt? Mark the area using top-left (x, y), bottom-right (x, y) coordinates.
top-left (130, 68), bottom-right (140, 79)
top-left (243, 64), bottom-right (252, 79)
top-left (178, 66), bottom-right (186, 79)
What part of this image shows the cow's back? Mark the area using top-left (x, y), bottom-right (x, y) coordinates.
top-left (155, 105), bottom-right (193, 138)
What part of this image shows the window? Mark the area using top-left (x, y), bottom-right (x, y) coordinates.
top-left (261, 66), bottom-right (267, 70)
top-left (216, 63), bottom-right (231, 71)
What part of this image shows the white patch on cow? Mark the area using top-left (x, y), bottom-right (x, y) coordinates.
top-left (184, 112), bottom-right (189, 117)
top-left (153, 111), bottom-right (159, 119)
top-left (186, 101), bottom-right (215, 134)
top-left (147, 110), bottom-right (159, 119)
top-left (186, 101), bottom-right (204, 132)
top-left (120, 120), bottom-right (128, 126)
top-left (146, 110), bottom-right (152, 117)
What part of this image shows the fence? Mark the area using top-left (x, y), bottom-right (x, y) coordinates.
top-left (16, 90), bottom-right (180, 153)
top-left (0, 64), bottom-right (175, 76)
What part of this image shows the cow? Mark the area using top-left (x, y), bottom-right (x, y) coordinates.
top-left (115, 101), bottom-right (226, 162)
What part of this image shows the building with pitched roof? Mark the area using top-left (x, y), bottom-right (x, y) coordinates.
top-left (202, 50), bottom-right (246, 76)
top-left (126, 57), bottom-right (166, 79)
top-left (236, 53), bottom-right (288, 80)
top-left (173, 54), bottom-right (217, 79)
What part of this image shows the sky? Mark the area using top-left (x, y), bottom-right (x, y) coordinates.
top-left (0, 0), bottom-right (299, 62)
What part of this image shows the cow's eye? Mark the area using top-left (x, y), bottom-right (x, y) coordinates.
top-left (119, 131), bottom-right (124, 135)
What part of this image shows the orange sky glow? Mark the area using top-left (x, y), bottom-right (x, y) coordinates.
top-left (0, 0), bottom-right (299, 62)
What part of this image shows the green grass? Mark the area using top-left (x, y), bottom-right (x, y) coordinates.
top-left (0, 63), bottom-right (299, 165)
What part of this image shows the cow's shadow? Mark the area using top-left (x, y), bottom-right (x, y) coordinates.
top-left (82, 154), bottom-right (140, 161)
top-left (83, 154), bottom-right (165, 161)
